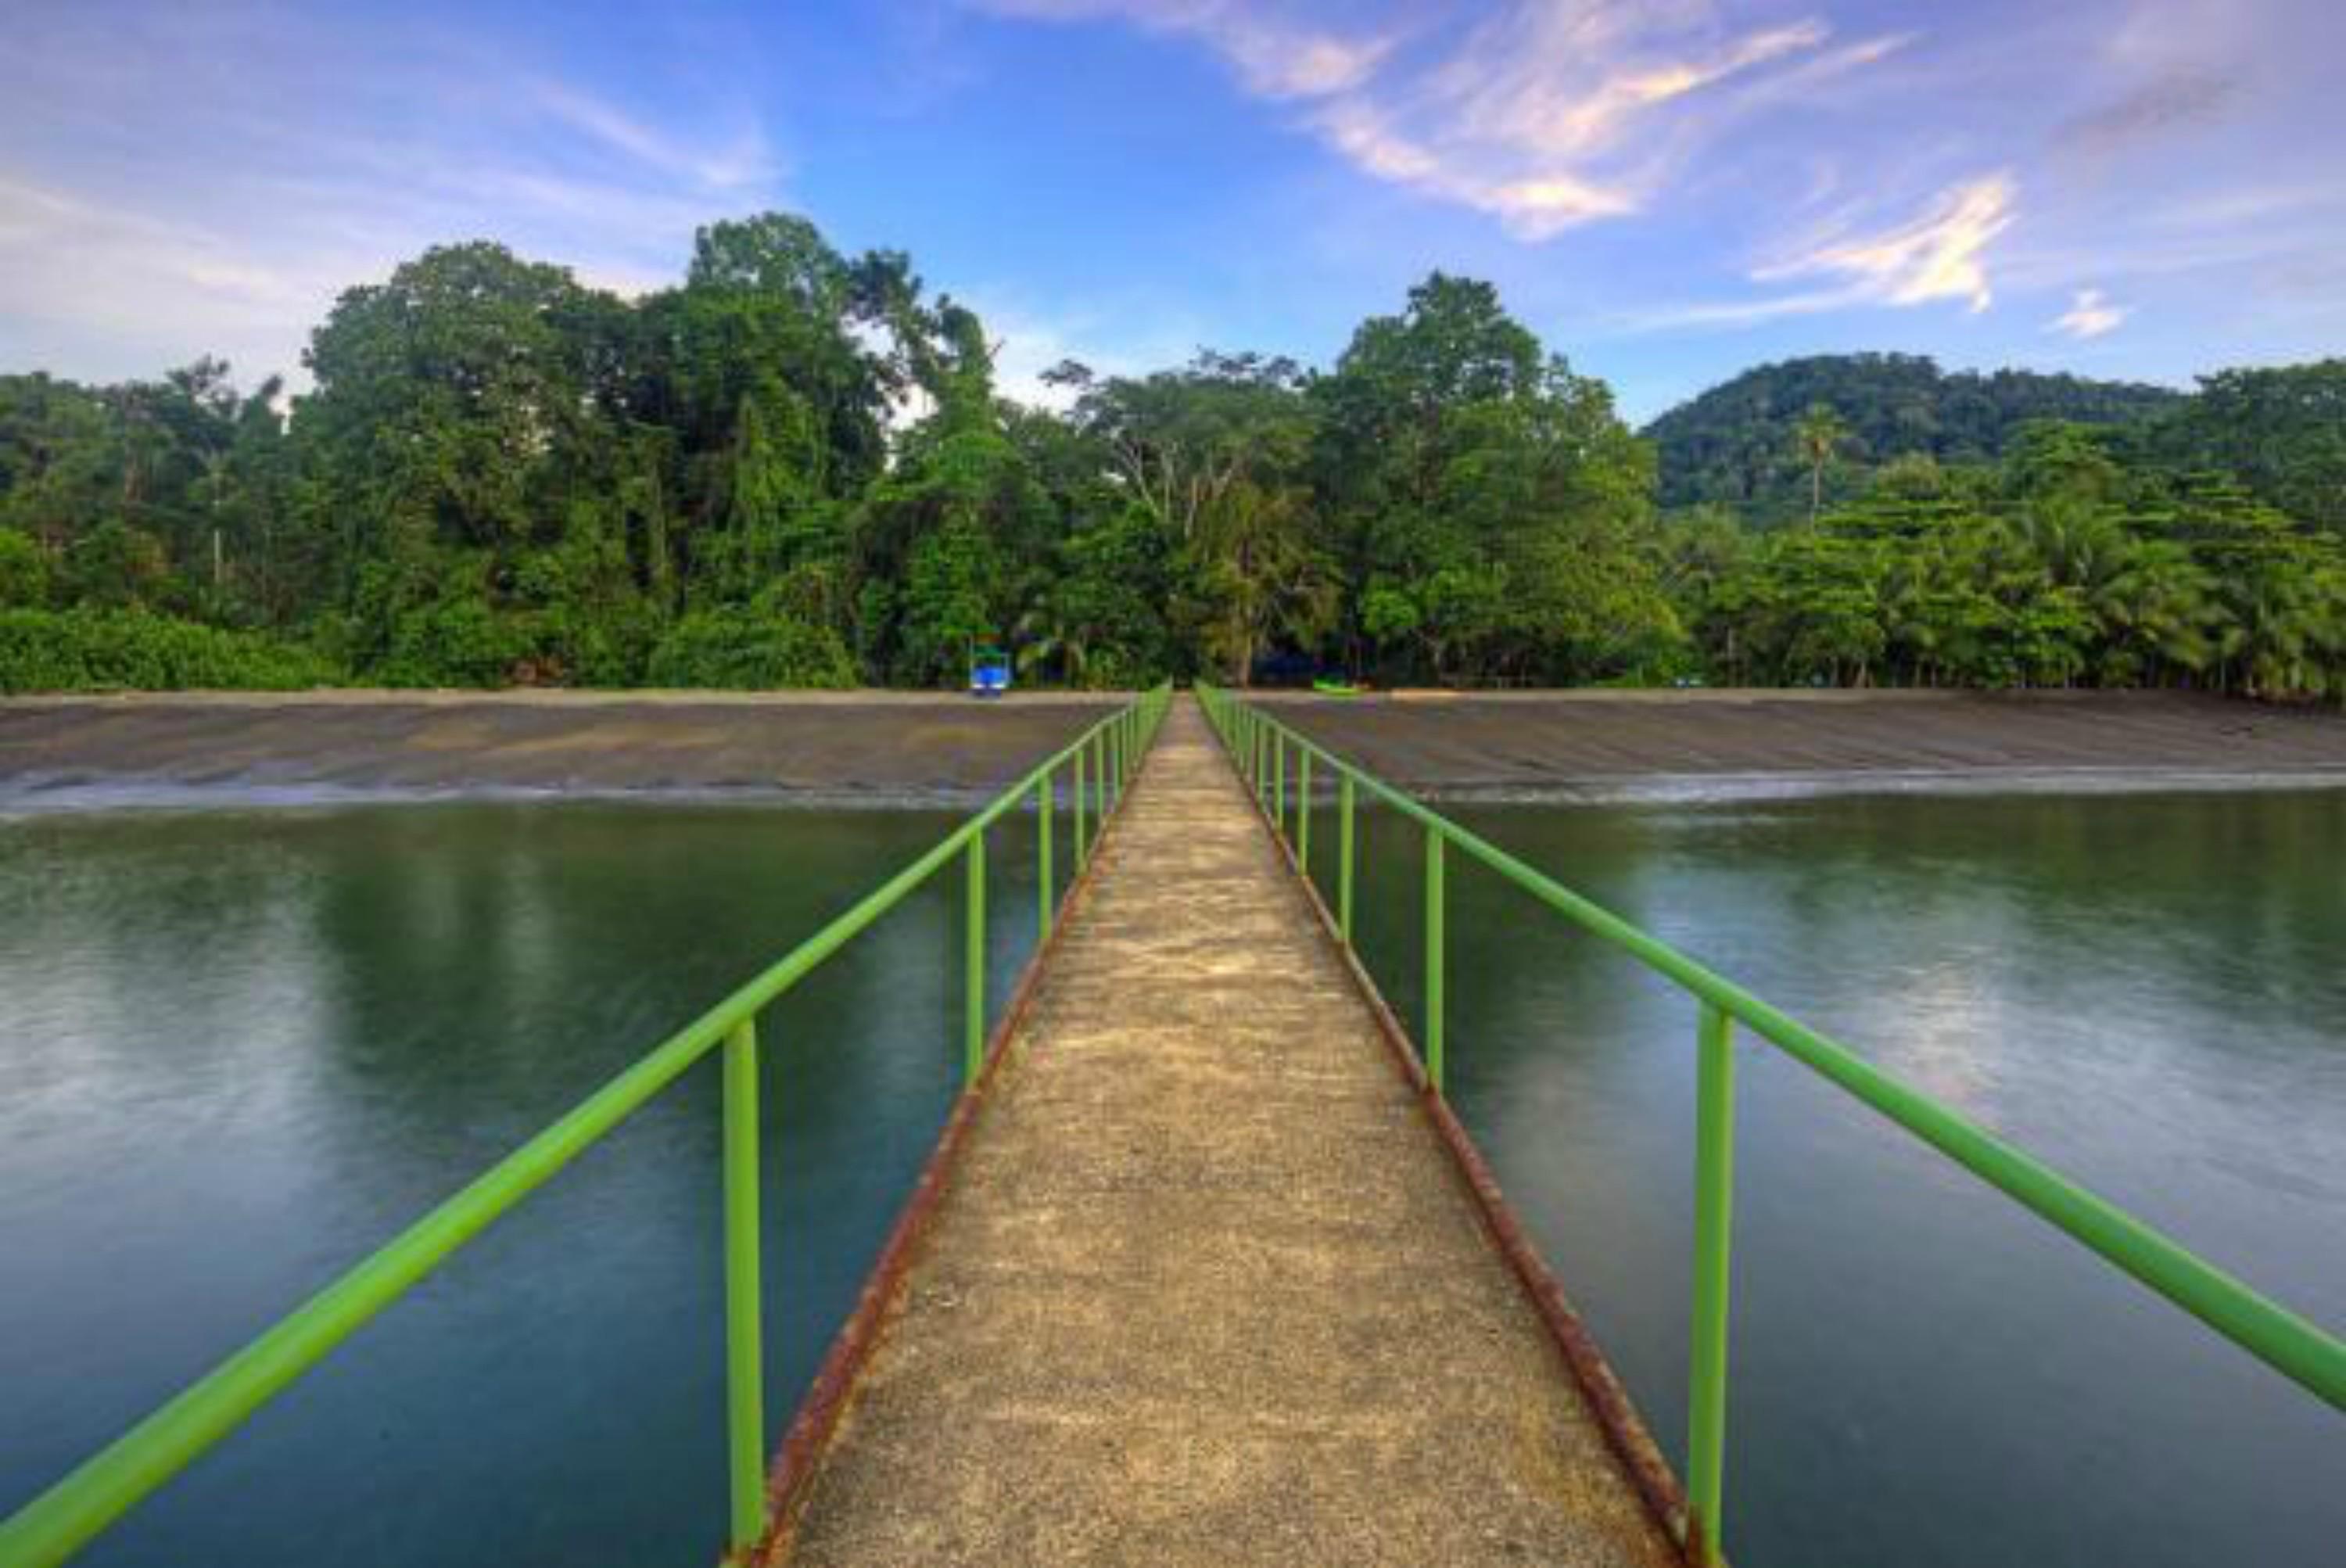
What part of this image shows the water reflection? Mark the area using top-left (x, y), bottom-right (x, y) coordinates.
top-left (1333, 787), bottom-right (2346, 1568)
top-left (4, 791), bottom-right (2341, 1566)
top-left (0, 802), bottom-right (1052, 1568)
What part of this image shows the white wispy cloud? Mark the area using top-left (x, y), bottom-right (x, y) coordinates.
top-left (977, 0), bottom-right (1395, 98)
top-left (974, 1), bottom-right (1910, 239)
top-left (0, 4), bottom-right (785, 385)
top-left (1755, 173), bottom-right (2017, 312)
top-left (2050, 286), bottom-right (2127, 339)
top-left (1610, 287), bottom-right (1856, 334)
top-left (1615, 173), bottom-right (2020, 335)
top-left (0, 176), bottom-right (357, 333)
top-left (526, 79), bottom-right (782, 192)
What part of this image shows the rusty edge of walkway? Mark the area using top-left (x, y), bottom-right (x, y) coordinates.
top-left (744, 714), bottom-right (1695, 1566)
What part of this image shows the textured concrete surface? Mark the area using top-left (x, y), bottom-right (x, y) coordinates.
top-left (1257, 688), bottom-right (2346, 795)
top-left (778, 699), bottom-right (1677, 1567)
top-left (0, 692), bottom-right (1116, 798)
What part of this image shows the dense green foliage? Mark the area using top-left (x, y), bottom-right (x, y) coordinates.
top-left (0, 609), bottom-right (336, 693)
top-left (2150, 364), bottom-right (2346, 535)
top-left (1647, 353), bottom-right (2186, 521)
top-left (1667, 432), bottom-right (2346, 695)
top-left (1, 210), bottom-right (2341, 699)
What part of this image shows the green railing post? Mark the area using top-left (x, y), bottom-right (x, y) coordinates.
top-left (1073, 740), bottom-right (1089, 867)
top-left (1297, 748), bottom-right (1312, 874)
top-left (1424, 827), bottom-right (1445, 1094)
top-left (964, 833), bottom-right (986, 1085)
top-left (1036, 769), bottom-right (1053, 943)
top-left (1274, 730), bottom-right (1286, 837)
top-left (1688, 1003), bottom-right (1737, 1566)
top-left (1338, 770), bottom-right (1355, 944)
top-left (722, 1017), bottom-right (766, 1555)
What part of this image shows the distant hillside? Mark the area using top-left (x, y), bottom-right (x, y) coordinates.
top-left (1645, 353), bottom-right (2183, 521)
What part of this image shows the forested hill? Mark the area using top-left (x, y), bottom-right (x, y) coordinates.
top-left (1646, 353), bottom-right (2183, 521)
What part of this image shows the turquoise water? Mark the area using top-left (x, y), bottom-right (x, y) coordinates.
top-left (3, 789), bottom-right (2341, 1566)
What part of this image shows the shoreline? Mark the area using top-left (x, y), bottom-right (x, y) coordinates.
top-left (1415, 764), bottom-right (2346, 807)
top-left (0, 780), bottom-right (1023, 820)
top-left (0, 691), bottom-right (1119, 811)
top-left (5, 689), bottom-right (2346, 814)
top-left (13, 763), bottom-right (2346, 821)
top-left (0, 687), bottom-right (1119, 709)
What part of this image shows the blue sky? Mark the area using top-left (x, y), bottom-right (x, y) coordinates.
top-left (2, 0), bottom-right (2341, 421)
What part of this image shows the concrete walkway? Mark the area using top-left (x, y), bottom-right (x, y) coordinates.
top-left (773, 699), bottom-right (1680, 1566)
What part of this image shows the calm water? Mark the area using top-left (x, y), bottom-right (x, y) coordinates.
top-left (0, 802), bottom-right (1056, 1568)
top-left (1335, 788), bottom-right (2346, 1568)
top-left (3, 791), bottom-right (2342, 1566)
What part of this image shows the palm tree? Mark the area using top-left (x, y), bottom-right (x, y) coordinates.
top-left (1013, 597), bottom-right (1090, 688)
top-left (1793, 404), bottom-right (1849, 524)
top-left (2093, 537), bottom-right (2215, 687)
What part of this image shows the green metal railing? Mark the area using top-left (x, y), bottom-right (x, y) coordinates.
top-left (1196, 684), bottom-right (2346, 1567)
top-left (0, 686), bottom-right (1173, 1568)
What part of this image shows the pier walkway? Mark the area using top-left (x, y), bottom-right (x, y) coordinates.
top-left (769, 700), bottom-right (1679, 1566)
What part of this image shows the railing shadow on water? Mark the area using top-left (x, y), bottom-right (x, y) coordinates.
top-left (0, 687), bottom-right (1174, 1568)
top-left (1193, 682), bottom-right (2346, 1568)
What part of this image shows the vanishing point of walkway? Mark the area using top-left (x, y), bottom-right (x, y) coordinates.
top-left (774, 700), bottom-right (1679, 1566)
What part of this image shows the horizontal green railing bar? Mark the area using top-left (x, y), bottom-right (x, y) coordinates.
top-left (1194, 686), bottom-right (2346, 1412)
top-left (0, 686), bottom-right (1172, 1568)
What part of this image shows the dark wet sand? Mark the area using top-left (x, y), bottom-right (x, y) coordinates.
top-left (1255, 689), bottom-right (2346, 795)
top-left (0, 691), bottom-right (1117, 800)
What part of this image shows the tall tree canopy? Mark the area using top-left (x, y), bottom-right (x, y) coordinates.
top-left (2, 213), bottom-right (2341, 701)
top-left (1311, 274), bottom-right (1670, 684)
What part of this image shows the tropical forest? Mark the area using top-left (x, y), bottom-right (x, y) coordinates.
top-left (3, 213), bottom-right (2341, 699)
